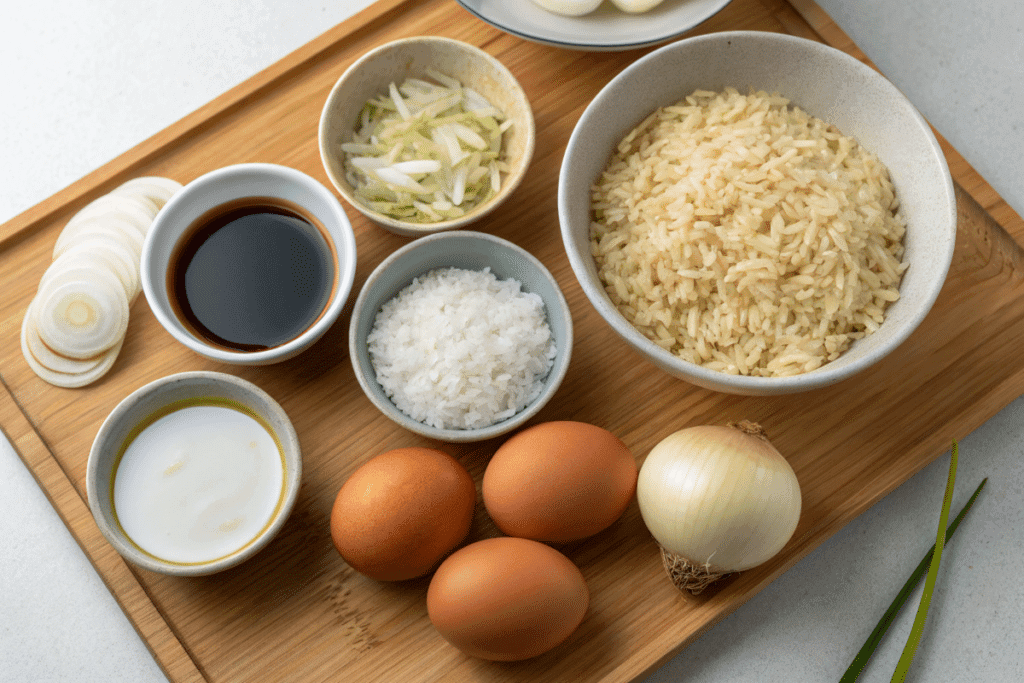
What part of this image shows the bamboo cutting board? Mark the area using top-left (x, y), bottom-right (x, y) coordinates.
top-left (2, 1), bottom-right (1023, 682)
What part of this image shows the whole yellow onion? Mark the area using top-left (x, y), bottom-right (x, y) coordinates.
top-left (636, 421), bottom-right (802, 594)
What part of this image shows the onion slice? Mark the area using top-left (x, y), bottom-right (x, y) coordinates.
top-left (67, 193), bottom-right (158, 234)
top-left (111, 176), bottom-right (183, 208)
top-left (21, 299), bottom-right (106, 374)
top-left (55, 237), bottom-right (141, 301)
top-left (33, 264), bottom-right (130, 359)
top-left (21, 315), bottom-right (123, 388)
top-left (21, 174), bottom-right (180, 388)
top-left (54, 215), bottom-right (145, 257)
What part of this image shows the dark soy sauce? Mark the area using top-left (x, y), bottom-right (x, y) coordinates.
top-left (168, 197), bottom-right (337, 352)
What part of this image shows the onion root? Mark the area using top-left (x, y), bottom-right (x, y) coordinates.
top-left (660, 546), bottom-right (729, 595)
top-left (728, 419), bottom-right (770, 442)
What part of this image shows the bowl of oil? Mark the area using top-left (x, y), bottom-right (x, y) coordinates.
top-left (86, 371), bottom-right (302, 576)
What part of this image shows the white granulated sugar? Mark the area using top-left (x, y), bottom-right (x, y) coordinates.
top-left (367, 266), bottom-right (556, 430)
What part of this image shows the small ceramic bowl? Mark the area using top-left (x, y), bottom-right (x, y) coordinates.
top-left (349, 231), bottom-right (572, 442)
top-left (318, 36), bottom-right (535, 237)
top-left (559, 31), bottom-right (957, 396)
top-left (86, 371), bottom-right (302, 576)
top-left (142, 162), bottom-right (357, 365)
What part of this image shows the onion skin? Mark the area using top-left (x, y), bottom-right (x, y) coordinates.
top-left (636, 422), bottom-right (801, 594)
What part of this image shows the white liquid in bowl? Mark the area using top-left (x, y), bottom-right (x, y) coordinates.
top-left (113, 402), bottom-right (285, 565)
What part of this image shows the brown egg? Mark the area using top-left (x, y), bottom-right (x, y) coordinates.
top-left (482, 421), bottom-right (637, 542)
top-left (330, 447), bottom-right (475, 581)
top-left (426, 537), bottom-right (589, 661)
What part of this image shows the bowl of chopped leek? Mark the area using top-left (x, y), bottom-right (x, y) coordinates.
top-left (318, 36), bottom-right (536, 237)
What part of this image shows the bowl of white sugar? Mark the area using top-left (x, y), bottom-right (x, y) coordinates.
top-left (349, 230), bottom-right (573, 442)
top-left (86, 371), bottom-right (302, 576)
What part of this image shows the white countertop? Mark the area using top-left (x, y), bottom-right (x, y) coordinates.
top-left (2, 1), bottom-right (1022, 681)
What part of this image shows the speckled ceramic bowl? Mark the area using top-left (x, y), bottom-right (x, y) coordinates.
top-left (349, 231), bottom-right (572, 443)
top-left (86, 371), bottom-right (302, 576)
top-left (318, 36), bottom-right (535, 237)
top-left (559, 31), bottom-right (956, 396)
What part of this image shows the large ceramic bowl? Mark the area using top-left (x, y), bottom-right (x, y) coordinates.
top-left (349, 231), bottom-right (572, 442)
top-left (559, 31), bottom-right (956, 396)
top-left (319, 36), bottom-right (535, 237)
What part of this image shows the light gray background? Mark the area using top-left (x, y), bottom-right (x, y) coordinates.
top-left (2, 1), bottom-right (1022, 681)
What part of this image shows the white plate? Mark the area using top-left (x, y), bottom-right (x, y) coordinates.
top-left (455, 0), bottom-right (733, 52)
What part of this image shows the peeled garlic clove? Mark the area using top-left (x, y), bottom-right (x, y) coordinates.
top-left (610, 0), bottom-right (665, 11)
top-left (530, 0), bottom-right (604, 16)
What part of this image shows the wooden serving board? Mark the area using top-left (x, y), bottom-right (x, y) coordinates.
top-left (2, 1), bottom-right (1022, 681)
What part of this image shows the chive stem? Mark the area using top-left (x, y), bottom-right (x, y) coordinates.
top-left (840, 442), bottom-right (986, 682)
top-left (889, 441), bottom-right (958, 680)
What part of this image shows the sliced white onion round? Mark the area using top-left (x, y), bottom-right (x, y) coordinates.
top-left (54, 215), bottom-right (145, 257)
top-left (67, 194), bottom-right (157, 235)
top-left (21, 299), bottom-right (106, 374)
top-left (21, 174), bottom-right (180, 388)
top-left (21, 314), bottom-right (123, 388)
top-left (43, 249), bottom-right (129, 294)
top-left (34, 265), bottom-right (129, 359)
top-left (56, 240), bottom-right (140, 302)
top-left (111, 176), bottom-right (183, 209)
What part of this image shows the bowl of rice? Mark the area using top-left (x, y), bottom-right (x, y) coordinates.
top-left (319, 36), bottom-right (535, 237)
top-left (349, 230), bottom-right (572, 442)
top-left (559, 31), bottom-right (956, 396)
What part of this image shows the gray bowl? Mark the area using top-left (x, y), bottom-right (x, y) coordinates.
top-left (559, 31), bottom-right (957, 396)
top-left (86, 371), bottom-right (301, 576)
top-left (349, 231), bottom-right (572, 442)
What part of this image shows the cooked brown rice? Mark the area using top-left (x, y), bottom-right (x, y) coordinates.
top-left (590, 87), bottom-right (907, 377)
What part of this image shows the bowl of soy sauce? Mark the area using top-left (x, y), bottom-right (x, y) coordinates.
top-left (142, 163), bottom-right (357, 365)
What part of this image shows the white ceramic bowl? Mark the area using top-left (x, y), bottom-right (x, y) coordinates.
top-left (559, 31), bottom-right (957, 395)
top-left (349, 231), bottom-right (573, 443)
top-left (142, 163), bottom-right (357, 365)
top-left (318, 36), bottom-right (535, 237)
top-left (86, 371), bottom-right (302, 576)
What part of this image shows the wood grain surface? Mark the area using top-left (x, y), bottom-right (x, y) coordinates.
top-left (2, 1), bottom-right (1023, 682)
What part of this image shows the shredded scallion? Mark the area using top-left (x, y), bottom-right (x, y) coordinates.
top-left (341, 69), bottom-right (513, 223)
top-left (840, 442), bottom-right (986, 682)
